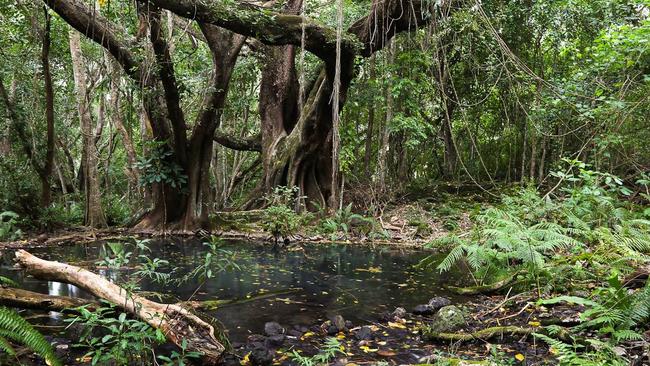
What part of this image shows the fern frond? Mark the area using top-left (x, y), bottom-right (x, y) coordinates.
top-left (437, 243), bottom-right (466, 272)
top-left (0, 335), bottom-right (15, 356)
top-left (0, 307), bottom-right (61, 366)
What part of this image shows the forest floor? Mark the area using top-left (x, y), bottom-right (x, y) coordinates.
top-left (5, 186), bottom-right (650, 365)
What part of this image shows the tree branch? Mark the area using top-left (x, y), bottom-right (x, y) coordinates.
top-left (214, 130), bottom-right (262, 152)
top-left (145, 0), bottom-right (361, 61)
top-left (42, 0), bottom-right (141, 81)
top-left (146, 6), bottom-right (189, 165)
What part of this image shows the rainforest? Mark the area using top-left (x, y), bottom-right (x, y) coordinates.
top-left (1, 0), bottom-right (650, 365)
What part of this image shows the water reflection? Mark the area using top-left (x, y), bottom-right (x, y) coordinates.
top-left (0, 239), bottom-right (462, 342)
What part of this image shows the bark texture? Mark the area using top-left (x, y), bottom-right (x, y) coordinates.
top-left (14, 250), bottom-right (226, 363)
top-left (43, 0), bottom-right (446, 225)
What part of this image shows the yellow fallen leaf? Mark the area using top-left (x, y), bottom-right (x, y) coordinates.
top-left (336, 333), bottom-right (346, 340)
top-left (301, 331), bottom-right (315, 340)
top-left (388, 321), bottom-right (406, 329)
top-left (515, 353), bottom-right (525, 362)
top-left (359, 345), bottom-right (379, 353)
top-left (528, 321), bottom-right (541, 327)
top-left (240, 352), bottom-right (251, 365)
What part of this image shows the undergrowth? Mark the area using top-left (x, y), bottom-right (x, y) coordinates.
top-left (422, 160), bottom-right (650, 364)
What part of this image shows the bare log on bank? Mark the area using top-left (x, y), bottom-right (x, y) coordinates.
top-left (13, 250), bottom-right (225, 364)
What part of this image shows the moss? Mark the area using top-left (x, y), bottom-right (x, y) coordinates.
top-left (210, 210), bottom-right (265, 232)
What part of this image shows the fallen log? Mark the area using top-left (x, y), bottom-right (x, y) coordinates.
top-left (425, 325), bottom-right (572, 343)
top-left (425, 325), bottom-right (533, 342)
top-left (14, 250), bottom-right (225, 364)
top-left (0, 286), bottom-right (96, 312)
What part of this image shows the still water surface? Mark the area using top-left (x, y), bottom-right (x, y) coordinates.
top-left (1, 239), bottom-right (461, 342)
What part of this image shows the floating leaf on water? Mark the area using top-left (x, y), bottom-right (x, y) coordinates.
top-left (355, 266), bottom-right (383, 273)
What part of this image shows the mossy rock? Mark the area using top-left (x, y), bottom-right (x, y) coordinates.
top-left (422, 305), bottom-right (465, 337)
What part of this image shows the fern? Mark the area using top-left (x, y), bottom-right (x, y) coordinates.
top-left (0, 307), bottom-right (61, 366)
top-left (0, 336), bottom-right (15, 357)
top-left (435, 207), bottom-right (579, 285)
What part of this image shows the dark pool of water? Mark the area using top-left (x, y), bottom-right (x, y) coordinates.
top-left (0, 238), bottom-right (463, 342)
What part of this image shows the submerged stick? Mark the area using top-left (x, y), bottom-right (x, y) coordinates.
top-left (0, 286), bottom-right (96, 312)
top-left (14, 250), bottom-right (225, 364)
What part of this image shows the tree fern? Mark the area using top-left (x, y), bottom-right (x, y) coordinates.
top-left (0, 306), bottom-right (60, 366)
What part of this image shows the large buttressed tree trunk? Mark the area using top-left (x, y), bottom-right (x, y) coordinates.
top-left (44, 0), bottom-right (444, 227)
top-left (43, 0), bottom-right (245, 230)
top-left (254, 0), bottom-right (445, 209)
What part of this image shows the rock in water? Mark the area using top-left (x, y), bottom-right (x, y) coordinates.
top-left (428, 297), bottom-right (452, 310)
top-left (413, 304), bottom-right (435, 315)
top-left (392, 307), bottom-right (407, 319)
top-left (264, 334), bottom-right (285, 348)
top-left (264, 322), bottom-right (284, 336)
top-left (426, 305), bottom-right (465, 335)
top-left (332, 315), bottom-right (346, 331)
top-left (250, 347), bottom-right (274, 366)
top-left (413, 297), bottom-right (452, 315)
top-left (326, 325), bottom-right (340, 336)
top-left (355, 326), bottom-right (373, 340)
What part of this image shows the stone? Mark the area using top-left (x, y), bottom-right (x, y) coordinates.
top-left (414, 297), bottom-right (452, 315)
top-left (326, 324), bottom-right (339, 335)
top-left (264, 321), bottom-right (284, 336)
top-left (287, 329), bottom-right (302, 337)
top-left (265, 334), bottom-right (285, 348)
top-left (392, 307), bottom-right (407, 318)
top-left (250, 347), bottom-right (274, 366)
top-left (427, 297), bottom-right (452, 310)
top-left (426, 305), bottom-right (465, 334)
top-left (355, 326), bottom-right (373, 340)
top-left (332, 315), bottom-right (346, 331)
top-left (413, 304), bottom-right (435, 315)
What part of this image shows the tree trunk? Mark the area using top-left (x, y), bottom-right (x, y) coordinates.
top-left (109, 60), bottom-right (140, 188)
top-left (44, 0), bottom-right (442, 219)
top-left (41, 8), bottom-right (55, 207)
top-left (363, 55), bottom-right (376, 178)
top-left (378, 41), bottom-right (395, 191)
top-left (69, 30), bottom-right (107, 228)
top-left (14, 250), bottom-right (226, 364)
